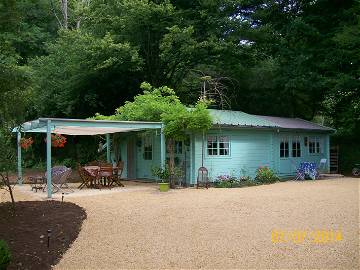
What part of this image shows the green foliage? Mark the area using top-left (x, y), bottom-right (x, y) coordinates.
top-left (95, 82), bottom-right (212, 140)
top-left (0, 239), bottom-right (11, 269)
top-left (0, 0), bottom-right (359, 173)
top-left (31, 31), bottom-right (142, 118)
top-left (151, 166), bottom-right (170, 183)
top-left (213, 174), bottom-right (258, 188)
top-left (255, 166), bottom-right (280, 184)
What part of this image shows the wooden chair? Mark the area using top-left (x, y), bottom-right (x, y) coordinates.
top-left (98, 165), bottom-right (115, 188)
top-left (78, 164), bottom-right (93, 189)
top-left (196, 166), bottom-right (209, 189)
top-left (87, 160), bottom-right (99, 166)
top-left (110, 161), bottom-right (124, 187)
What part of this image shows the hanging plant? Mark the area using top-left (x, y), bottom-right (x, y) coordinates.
top-left (19, 137), bottom-right (34, 150)
top-left (45, 134), bottom-right (67, 148)
top-left (52, 134), bottom-right (67, 148)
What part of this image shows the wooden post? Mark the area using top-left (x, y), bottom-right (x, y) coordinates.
top-left (106, 134), bottom-right (111, 163)
top-left (17, 131), bottom-right (23, 185)
top-left (46, 120), bottom-right (52, 199)
top-left (160, 125), bottom-right (166, 169)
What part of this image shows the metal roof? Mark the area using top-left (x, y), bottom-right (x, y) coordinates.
top-left (209, 109), bottom-right (277, 128)
top-left (209, 109), bottom-right (334, 132)
top-left (255, 115), bottom-right (335, 132)
top-left (12, 118), bottom-right (162, 135)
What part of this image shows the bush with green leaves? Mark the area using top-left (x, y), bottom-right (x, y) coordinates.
top-left (214, 174), bottom-right (239, 188)
top-left (255, 166), bottom-right (279, 184)
top-left (0, 240), bottom-right (11, 269)
top-left (214, 174), bottom-right (258, 188)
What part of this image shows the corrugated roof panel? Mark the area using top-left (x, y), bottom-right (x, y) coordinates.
top-left (208, 109), bottom-right (334, 132)
top-left (208, 109), bottom-right (278, 128)
top-left (255, 115), bottom-right (334, 131)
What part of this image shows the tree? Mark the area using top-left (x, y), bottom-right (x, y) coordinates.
top-left (31, 30), bottom-right (143, 118)
top-left (94, 82), bottom-right (212, 188)
top-left (0, 26), bottom-right (30, 212)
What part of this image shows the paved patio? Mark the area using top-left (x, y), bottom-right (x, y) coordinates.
top-left (3, 178), bottom-right (359, 269)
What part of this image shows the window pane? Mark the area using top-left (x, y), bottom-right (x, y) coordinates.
top-left (219, 136), bottom-right (228, 142)
top-left (280, 139), bottom-right (289, 158)
top-left (219, 148), bottom-right (229, 156)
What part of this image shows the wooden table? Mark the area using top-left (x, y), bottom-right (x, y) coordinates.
top-left (82, 165), bottom-right (123, 188)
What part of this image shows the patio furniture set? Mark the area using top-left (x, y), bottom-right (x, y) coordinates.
top-left (294, 159), bottom-right (327, 180)
top-left (28, 161), bottom-right (124, 194)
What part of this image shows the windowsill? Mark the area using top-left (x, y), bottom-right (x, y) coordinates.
top-left (205, 155), bottom-right (232, 159)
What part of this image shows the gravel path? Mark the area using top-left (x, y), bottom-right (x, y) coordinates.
top-left (6, 178), bottom-right (360, 269)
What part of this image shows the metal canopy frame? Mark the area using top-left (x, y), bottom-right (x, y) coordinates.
top-left (13, 118), bottom-right (166, 199)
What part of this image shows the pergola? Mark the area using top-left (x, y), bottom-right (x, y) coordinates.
top-left (13, 118), bottom-right (165, 198)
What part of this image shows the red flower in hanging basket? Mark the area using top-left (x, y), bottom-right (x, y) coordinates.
top-left (52, 134), bottom-right (67, 148)
top-left (45, 134), bottom-right (67, 148)
top-left (19, 137), bottom-right (34, 150)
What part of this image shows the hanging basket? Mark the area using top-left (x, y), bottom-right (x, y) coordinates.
top-left (45, 134), bottom-right (67, 148)
top-left (19, 137), bottom-right (34, 150)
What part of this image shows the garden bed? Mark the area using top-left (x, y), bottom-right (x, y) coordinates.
top-left (0, 201), bottom-right (86, 270)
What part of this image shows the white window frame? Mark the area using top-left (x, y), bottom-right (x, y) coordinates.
top-left (309, 136), bottom-right (322, 155)
top-left (143, 136), bottom-right (153, 160)
top-left (292, 136), bottom-right (301, 158)
top-left (280, 137), bottom-right (290, 158)
top-left (207, 135), bottom-right (230, 157)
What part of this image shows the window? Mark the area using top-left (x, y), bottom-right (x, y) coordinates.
top-left (143, 137), bottom-right (152, 160)
top-left (292, 137), bottom-right (301, 157)
top-left (280, 138), bottom-right (289, 158)
top-left (309, 137), bottom-right (321, 154)
top-left (207, 135), bottom-right (230, 156)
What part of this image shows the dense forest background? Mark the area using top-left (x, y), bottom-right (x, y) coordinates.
top-left (0, 0), bottom-right (359, 173)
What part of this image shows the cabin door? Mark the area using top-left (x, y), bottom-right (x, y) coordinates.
top-left (279, 135), bottom-right (300, 176)
top-left (136, 135), bottom-right (153, 178)
top-left (173, 138), bottom-right (191, 186)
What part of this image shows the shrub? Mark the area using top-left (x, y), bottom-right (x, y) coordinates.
top-left (0, 240), bottom-right (11, 270)
top-left (239, 175), bottom-right (253, 182)
top-left (255, 166), bottom-right (279, 184)
top-left (214, 175), bottom-right (240, 188)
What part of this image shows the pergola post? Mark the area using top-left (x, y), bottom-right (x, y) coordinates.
top-left (17, 131), bottom-right (23, 185)
top-left (106, 134), bottom-right (111, 163)
top-left (46, 120), bottom-right (52, 199)
top-left (160, 125), bottom-right (166, 169)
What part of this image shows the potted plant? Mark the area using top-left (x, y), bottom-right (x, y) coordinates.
top-left (19, 137), bottom-right (34, 150)
top-left (151, 166), bottom-right (170, 192)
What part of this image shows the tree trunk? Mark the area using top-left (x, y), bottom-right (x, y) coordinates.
top-left (61, 0), bottom-right (68, 29)
top-left (0, 171), bottom-right (16, 214)
top-left (167, 138), bottom-right (175, 188)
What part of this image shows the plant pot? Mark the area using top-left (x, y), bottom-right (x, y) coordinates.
top-left (159, 182), bottom-right (170, 192)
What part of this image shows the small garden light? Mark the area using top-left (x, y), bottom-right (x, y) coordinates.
top-left (47, 229), bottom-right (52, 248)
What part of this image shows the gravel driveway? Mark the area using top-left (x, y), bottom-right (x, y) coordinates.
top-left (16, 178), bottom-right (360, 269)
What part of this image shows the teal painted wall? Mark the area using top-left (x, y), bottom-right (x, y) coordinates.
top-left (273, 131), bottom-right (330, 177)
top-left (191, 128), bottom-right (273, 184)
top-left (117, 128), bottom-right (330, 184)
top-left (190, 128), bottom-right (331, 184)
